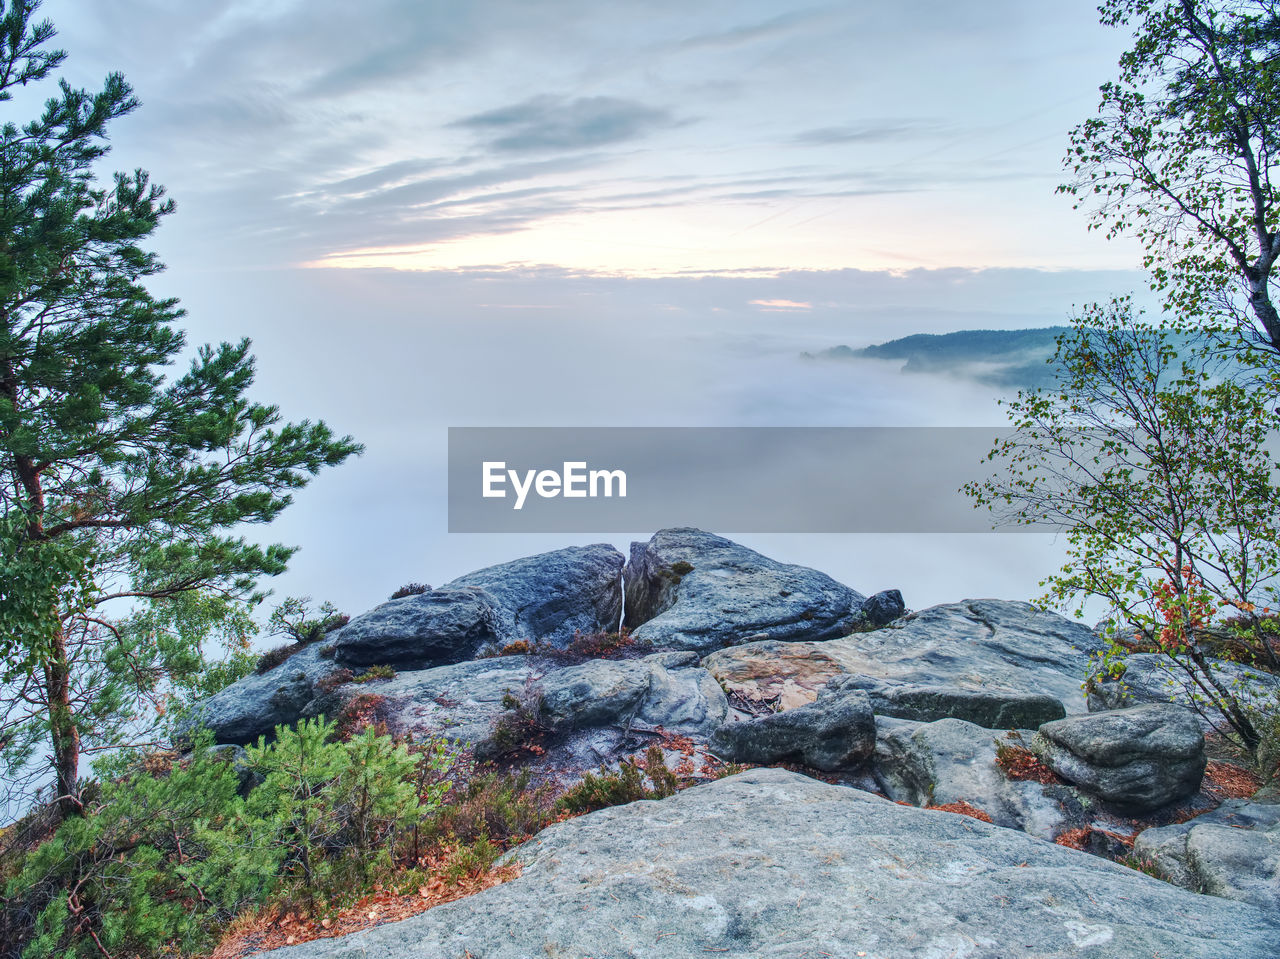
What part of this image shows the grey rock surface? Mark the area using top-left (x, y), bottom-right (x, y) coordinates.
top-left (261, 768), bottom-right (1280, 959)
top-left (837, 676), bottom-right (1066, 728)
top-left (357, 651), bottom-right (727, 759)
top-left (624, 528), bottom-right (865, 653)
top-left (333, 545), bottom-right (625, 669)
top-left (181, 644), bottom-right (341, 746)
top-left (447, 543), bottom-right (624, 647)
top-left (1032, 704), bottom-right (1206, 810)
top-left (332, 588), bottom-right (503, 669)
top-left (1133, 799), bottom-right (1280, 909)
top-left (706, 599), bottom-right (1106, 721)
top-left (708, 689), bottom-right (875, 770)
top-left (873, 717), bottom-right (1086, 839)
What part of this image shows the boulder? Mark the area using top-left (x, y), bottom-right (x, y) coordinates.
top-left (180, 644), bottom-right (342, 746)
top-left (1133, 799), bottom-right (1280, 908)
top-left (1032, 704), bottom-right (1206, 810)
top-left (873, 717), bottom-right (1086, 839)
top-left (332, 587), bottom-right (503, 669)
top-left (447, 543), bottom-right (625, 647)
top-left (706, 599), bottom-right (1105, 721)
top-left (260, 768), bottom-right (1280, 959)
top-left (624, 528), bottom-right (864, 653)
top-left (708, 689), bottom-right (875, 770)
top-left (332, 545), bottom-right (625, 669)
top-left (861, 587), bottom-right (906, 626)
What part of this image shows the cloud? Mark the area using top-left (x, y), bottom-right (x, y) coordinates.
top-left (750, 298), bottom-right (813, 311)
top-left (451, 95), bottom-right (679, 152)
top-left (677, 7), bottom-right (829, 49)
top-left (794, 120), bottom-right (941, 146)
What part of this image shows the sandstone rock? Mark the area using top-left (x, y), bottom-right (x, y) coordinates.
top-left (334, 545), bottom-right (625, 670)
top-left (1032, 704), bottom-right (1206, 810)
top-left (260, 768), bottom-right (1280, 959)
top-left (624, 528), bottom-right (864, 653)
top-left (836, 676), bottom-right (1065, 728)
top-left (861, 587), bottom-right (906, 625)
top-left (181, 644), bottom-right (342, 746)
top-left (706, 599), bottom-right (1105, 721)
top-left (1133, 799), bottom-right (1280, 908)
top-left (447, 543), bottom-right (624, 647)
top-left (708, 689), bottom-right (874, 770)
top-left (352, 651), bottom-right (727, 759)
top-left (873, 717), bottom-right (1085, 839)
top-left (331, 587), bottom-right (503, 669)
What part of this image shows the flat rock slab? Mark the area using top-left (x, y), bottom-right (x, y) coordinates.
top-left (1032, 704), bottom-right (1206, 811)
top-left (624, 528), bottom-right (865, 653)
top-left (706, 599), bottom-right (1106, 723)
top-left (262, 768), bottom-right (1280, 959)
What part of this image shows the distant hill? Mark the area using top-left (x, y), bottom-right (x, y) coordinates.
top-left (803, 327), bottom-right (1072, 391)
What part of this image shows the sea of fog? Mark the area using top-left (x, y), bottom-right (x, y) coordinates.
top-left (163, 264), bottom-right (1147, 633)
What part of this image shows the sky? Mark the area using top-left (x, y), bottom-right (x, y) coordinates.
top-left (39, 0), bottom-right (1155, 632)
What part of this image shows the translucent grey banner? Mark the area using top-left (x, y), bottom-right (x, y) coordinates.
top-left (448, 427), bottom-right (1039, 533)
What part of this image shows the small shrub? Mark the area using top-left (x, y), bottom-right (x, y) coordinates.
top-left (257, 641), bottom-right (306, 674)
top-left (353, 665), bottom-right (397, 683)
top-left (335, 693), bottom-right (392, 740)
top-left (488, 676), bottom-right (546, 757)
top-left (390, 583), bottom-right (431, 600)
top-left (994, 737), bottom-right (1062, 785)
top-left (564, 627), bottom-right (638, 660)
top-left (316, 668), bottom-right (355, 693)
top-left (556, 747), bottom-right (678, 815)
top-left (1119, 853), bottom-right (1170, 881)
top-left (497, 640), bottom-right (532, 656)
top-left (269, 596), bottom-right (349, 645)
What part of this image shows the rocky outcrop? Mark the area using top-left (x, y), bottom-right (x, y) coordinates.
top-left (623, 528), bottom-right (866, 653)
top-left (330, 587), bottom-right (503, 669)
top-left (873, 717), bottom-right (1086, 839)
top-left (707, 688), bottom-right (875, 770)
top-left (706, 599), bottom-right (1105, 721)
top-left (1032, 704), bottom-right (1206, 810)
top-left (447, 543), bottom-right (625, 648)
top-left (1133, 799), bottom-right (1280, 909)
top-left (181, 644), bottom-right (342, 746)
top-left (351, 650), bottom-right (727, 760)
top-left (332, 545), bottom-right (625, 669)
top-left (260, 768), bottom-right (1280, 959)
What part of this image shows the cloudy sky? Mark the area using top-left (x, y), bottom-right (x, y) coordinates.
top-left (42, 0), bottom-right (1153, 627)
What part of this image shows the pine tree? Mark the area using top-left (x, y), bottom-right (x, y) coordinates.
top-left (0, 1), bottom-right (361, 817)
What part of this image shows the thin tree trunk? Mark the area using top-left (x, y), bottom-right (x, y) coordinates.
top-left (45, 621), bottom-right (82, 818)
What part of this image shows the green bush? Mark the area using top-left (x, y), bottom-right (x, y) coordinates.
top-left (3, 721), bottom-right (450, 958)
top-left (556, 746), bottom-right (678, 815)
